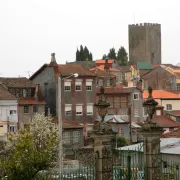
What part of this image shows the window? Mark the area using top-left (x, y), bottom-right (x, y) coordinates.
top-left (73, 131), bottom-right (80, 144)
top-left (75, 81), bottom-right (82, 91)
top-left (120, 97), bottom-right (127, 108)
top-left (177, 83), bottom-right (180, 91)
top-left (64, 81), bottom-right (71, 91)
top-left (76, 105), bottom-right (83, 115)
top-left (9, 126), bottom-right (15, 133)
top-left (65, 105), bottom-right (72, 116)
top-left (63, 132), bottom-right (70, 144)
top-left (86, 81), bottom-right (92, 91)
top-left (143, 107), bottom-right (148, 117)
top-left (114, 97), bottom-right (120, 108)
top-left (133, 93), bottom-right (139, 100)
top-left (23, 89), bottom-right (27, 97)
top-left (87, 104), bottom-right (93, 115)
top-left (10, 110), bottom-right (17, 115)
top-left (166, 104), bottom-right (172, 111)
top-left (98, 79), bottom-right (103, 87)
top-left (24, 105), bottom-right (29, 113)
top-left (33, 105), bottom-right (38, 113)
top-left (27, 89), bottom-right (31, 97)
top-left (106, 97), bottom-right (113, 108)
top-left (134, 108), bottom-right (139, 117)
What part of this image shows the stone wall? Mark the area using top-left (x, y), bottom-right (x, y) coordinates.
top-left (129, 23), bottom-right (161, 64)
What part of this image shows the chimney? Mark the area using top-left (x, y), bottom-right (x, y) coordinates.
top-left (50, 53), bottom-right (57, 66)
top-left (104, 56), bottom-right (109, 73)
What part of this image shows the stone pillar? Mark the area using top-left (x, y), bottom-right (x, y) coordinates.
top-left (91, 122), bottom-right (114, 180)
top-left (139, 122), bottom-right (164, 180)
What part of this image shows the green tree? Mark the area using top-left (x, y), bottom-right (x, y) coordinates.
top-left (102, 54), bottom-right (107, 60)
top-left (89, 52), bottom-right (93, 61)
top-left (0, 114), bottom-right (58, 180)
top-left (76, 49), bottom-right (81, 61)
top-left (108, 48), bottom-right (116, 60)
top-left (117, 46), bottom-right (128, 66)
top-left (112, 135), bottom-right (129, 148)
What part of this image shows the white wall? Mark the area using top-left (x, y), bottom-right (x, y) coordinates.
top-left (0, 100), bottom-right (18, 123)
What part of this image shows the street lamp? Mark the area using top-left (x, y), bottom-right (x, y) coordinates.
top-left (143, 86), bottom-right (158, 121)
top-left (94, 87), bottom-right (110, 122)
top-left (58, 73), bottom-right (78, 176)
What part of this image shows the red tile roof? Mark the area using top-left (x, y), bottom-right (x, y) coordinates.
top-left (52, 117), bottom-right (84, 129)
top-left (19, 98), bottom-right (46, 105)
top-left (143, 90), bottom-right (180, 99)
top-left (89, 68), bottom-right (115, 77)
top-left (58, 64), bottom-right (96, 77)
top-left (97, 86), bottom-right (132, 94)
top-left (0, 84), bottom-right (18, 100)
top-left (161, 128), bottom-right (180, 138)
top-left (165, 110), bottom-right (180, 117)
top-left (96, 59), bottom-right (114, 64)
top-left (0, 77), bottom-right (35, 88)
top-left (152, 115), bottom-right (180, 128)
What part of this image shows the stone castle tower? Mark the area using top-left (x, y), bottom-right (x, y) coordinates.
top-left (129, 23), bottom-right (161, 64)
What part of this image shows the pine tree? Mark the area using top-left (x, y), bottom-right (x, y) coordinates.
top-left (117, 46), bottom-right (128, 66)
top-left (76, 49), bottom-right (81, 61)
top-left (102, 54), bottom-right (107, 60)
top-left (89, 53), bottom-right (93, 61)
top-left (108, 48), bottom-right (116, 59)
top-left (84, 46), bottom-right (90, 61)
top-left (79, 45), bottom-right (84, 61)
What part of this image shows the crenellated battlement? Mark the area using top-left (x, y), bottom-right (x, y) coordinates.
top-left (129, 23), bottom-right (160, 28)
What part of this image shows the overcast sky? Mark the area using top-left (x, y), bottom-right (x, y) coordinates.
top-left (0, 0), bottom-right (180, 77)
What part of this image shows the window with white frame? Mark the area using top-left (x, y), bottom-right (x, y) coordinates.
top-left (166, 104), bottom-right (172, 111)
top-left (10, 110), bottom-right (17, 115)
top-left (65, 105), bottom-right (72, 116)
top-left (86, 81), bottom-right (92, 91)
top-left (9, 125), bottom-right (15, 133)
top-left (133, 93), bottom-right (139, 100)
top-left (63, 131), bottom-right (70, 144)
top-left (75, 81), bottom-right (82, 91)
top-left (134, 108), bottom-right (140, 117)
top-left (64, 81), bottom-right (71, 91)
top-left (87, 104), bottom-right (93, 115)
top-left (76, 105), bottom-right (83, 115)
top-left (73, 131), bottom-right (80, 144)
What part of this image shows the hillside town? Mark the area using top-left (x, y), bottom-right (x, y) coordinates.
top-left (1, 23), bottom-right (180, 179)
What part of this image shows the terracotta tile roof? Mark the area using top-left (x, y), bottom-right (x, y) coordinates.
top-left (0, 77), bottom-right (35, 88)
top-left (96, 59), bottom-right (114, 64)
top-left (89, 68), bottom-right (115, 77)
top-left (58, 64), bottom-right (96, 77)
top-left (0, 84), bottom-right (18, 100)
top-left (165, 110), bottom-right (180, 117)
top-left (152, 115), bottom-right (180, 128)
top-left (109, 68), bottom-right (120, 72)
top-left (97, 87), bottom-right (132, 94)
top-left (143, 90), bottom-right (180, 99)
top-left (52, 117), bottom-right (84, 129)
top-left (161, 128), bottom-right (180, 138)
top-left (119, 66), bottom-right (131, 72)
top-left (19, 98), bottom-right (46, 105)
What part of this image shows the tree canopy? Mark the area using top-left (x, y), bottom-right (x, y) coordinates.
top-left (102, 46), bottom-right (128, 66)
top-left (76, 45), bottom-right (93, 61)
top-left (0, 114), bottom-right (58, 180)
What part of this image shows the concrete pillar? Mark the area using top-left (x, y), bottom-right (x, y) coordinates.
top-left (140, 122), bottom-right (164, 180)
